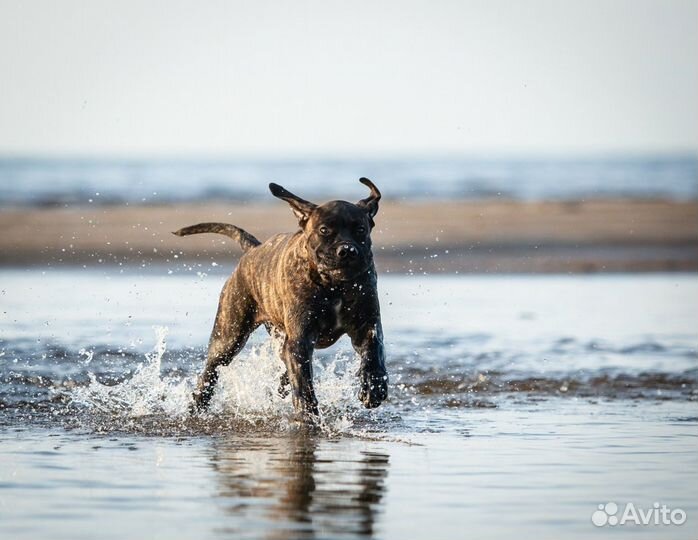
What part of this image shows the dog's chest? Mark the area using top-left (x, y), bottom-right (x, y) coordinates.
top-left (313, 295), bottom-right (356, 348)
top-left (332, 298), bottom-right (344, 329)
top-left (317, 297), bottom-right (346, 331)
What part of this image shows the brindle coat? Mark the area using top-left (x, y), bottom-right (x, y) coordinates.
top-left (174, 179), bottom-right (388, 418)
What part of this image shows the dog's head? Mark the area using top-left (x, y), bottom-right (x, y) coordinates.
top-left (269, 178), bottom-right (380, 280)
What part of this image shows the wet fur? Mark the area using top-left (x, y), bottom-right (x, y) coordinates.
top-left (174, 179), bottom-right (388, 419)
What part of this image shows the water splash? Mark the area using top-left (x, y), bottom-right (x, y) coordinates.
top-left (69, 327), bottom-right (368, 434)
top-left (71, 327), bottom-right (193, 418)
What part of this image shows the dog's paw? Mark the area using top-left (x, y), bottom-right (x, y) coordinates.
top-left (359, 369), bottom-right (388, 409)
top-left (188, 401), bottom-right (199, 416)
top-left (277, 371), bottom-right (290, 398)
top-left (190, 387), bottom-right (213, 415)
top-left (290, 388), bottom-right (320, 419)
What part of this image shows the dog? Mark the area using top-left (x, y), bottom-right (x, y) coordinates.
top-left (174, 178), bottom-right (388, 418)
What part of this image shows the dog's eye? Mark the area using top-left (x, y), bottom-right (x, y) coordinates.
top-left (319, 226), bottom-right (331, 236)
top-left (356, 226), bottom-right (366, 235)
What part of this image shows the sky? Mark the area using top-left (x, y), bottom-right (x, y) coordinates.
top-left (0, 0), bottom-right (696, 157)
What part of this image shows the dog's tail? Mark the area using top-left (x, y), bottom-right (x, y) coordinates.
top-left (172, 222), bottom-right (261, 252)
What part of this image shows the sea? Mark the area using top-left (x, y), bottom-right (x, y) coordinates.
top-left (0, 155), bottom-right (696, 206)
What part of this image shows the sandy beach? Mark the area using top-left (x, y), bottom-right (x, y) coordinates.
top-left (1, 199), bottom-right (696, 272)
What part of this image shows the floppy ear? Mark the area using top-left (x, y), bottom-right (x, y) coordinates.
top-left (269, 183), bottom-right (317, 225)
top-left (357, 177), bottom-right (381, 221)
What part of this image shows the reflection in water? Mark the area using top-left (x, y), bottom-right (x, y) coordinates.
top-left (210, 434), bottom-right (389, 540)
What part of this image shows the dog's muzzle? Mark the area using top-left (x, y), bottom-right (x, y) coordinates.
top-left (336, 243), bottom-right (359, 260)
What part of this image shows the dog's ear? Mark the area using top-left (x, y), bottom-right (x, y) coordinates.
top-left (269, 183), bottom-right (317, 225)
top-left (357, 177), bottom-right (381, 221)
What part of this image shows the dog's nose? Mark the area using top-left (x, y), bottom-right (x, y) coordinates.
top-left (336, 243), bottom-right (358, 259)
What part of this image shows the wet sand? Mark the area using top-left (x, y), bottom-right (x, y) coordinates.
top-left (1, 199), bottom-right (697, 272)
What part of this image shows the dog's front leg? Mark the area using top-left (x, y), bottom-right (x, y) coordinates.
top-left (350, 321), bottom-right (388, 408)
top-left (281, 337), bottom-right (319, 418)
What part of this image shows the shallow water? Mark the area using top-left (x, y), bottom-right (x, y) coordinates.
top-left (1, 269), bottom-right (697, 538)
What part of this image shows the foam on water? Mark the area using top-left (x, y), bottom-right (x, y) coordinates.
top-left (69, 327), bottom-right (367, 435)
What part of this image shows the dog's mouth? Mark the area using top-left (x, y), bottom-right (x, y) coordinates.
top-left (318, 259), bottom-right (371, 280)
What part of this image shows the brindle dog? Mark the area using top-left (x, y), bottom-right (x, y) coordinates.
top-left (174, 178), bottom-right (388, 418)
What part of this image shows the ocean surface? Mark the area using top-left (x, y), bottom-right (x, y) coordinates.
top-left (1, 269), bottom-right (697, 539)
top-left (1, 155), bottom-right (697, 206)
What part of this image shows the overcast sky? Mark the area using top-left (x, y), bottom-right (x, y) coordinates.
top-left (0, 0), bottom-right (696, 157)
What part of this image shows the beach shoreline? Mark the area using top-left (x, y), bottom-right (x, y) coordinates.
top-left (1, 199), bottom-right (696, 273)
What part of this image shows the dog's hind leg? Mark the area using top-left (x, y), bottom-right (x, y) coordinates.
top-left (191, 274), bottom-right (257, 412)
